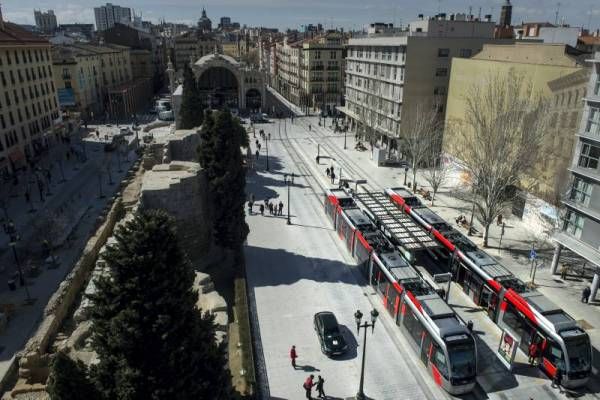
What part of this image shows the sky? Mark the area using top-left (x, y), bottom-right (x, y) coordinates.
top-left (2, 0), bottom-right (599, 32)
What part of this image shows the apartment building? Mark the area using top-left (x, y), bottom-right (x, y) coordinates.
top-left (551, 52), bottom-right (600, 300)
top-left (174, 30), bottom-right (218, 75)
top-left (444, 42), bottom-right (586, 219)
top-left (34, 10), bottom-right (57, 34)
top-left (275, 31), bottom-right (345, 114)
top-left (94, 3), bottom-right (132, 32)
top-left (51, 43), bottom-right (151, 121)
top-left (0, 14), bottom-right (62, 175)
top-left (340, 14), bottom-right (504, 148)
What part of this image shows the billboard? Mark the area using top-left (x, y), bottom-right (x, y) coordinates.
top-left (57, 88), bottom-right (76, 107)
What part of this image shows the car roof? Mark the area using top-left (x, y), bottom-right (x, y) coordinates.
top-left (315, 311), bottom-right (338, 328)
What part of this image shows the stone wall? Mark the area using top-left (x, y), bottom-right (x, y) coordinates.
top-left (139, 161), bottom-right (211, 265)
top-left (142, 128), bottom-right (200, 170)
top-left (14, 198), bottom-right (125, 386)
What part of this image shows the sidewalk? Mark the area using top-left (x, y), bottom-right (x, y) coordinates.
top-left (266, 86), bottom-right (305, 117)
top-left (286, 114), bottom-right (600, 397)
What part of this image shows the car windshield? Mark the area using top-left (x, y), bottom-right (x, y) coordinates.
top-left (322, 315), bottom-right (340, 336)
top-left (564, 334), bottom-right (592, 373)
top-left (447, 339), bottom-right (476, 379)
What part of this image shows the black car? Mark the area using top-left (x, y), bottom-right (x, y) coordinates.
top-left (313, 311), bottom-right (348, 356)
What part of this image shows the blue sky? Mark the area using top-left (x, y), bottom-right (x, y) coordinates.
top-left (2, 0), bottom-right (599, 31)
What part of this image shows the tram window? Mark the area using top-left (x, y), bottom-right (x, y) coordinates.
top-left (431, 344), bottom-right (449, 379)
top-left (355, 239), bottom-right (369, 263)
top-left (388, 289), bottom-right (399, 312)
top-left (502, 303), bottom-right (528, 339)
top-left (543, 339), bottom-right (566, 371)
top-left (403, 309), bottom-right (424, 346)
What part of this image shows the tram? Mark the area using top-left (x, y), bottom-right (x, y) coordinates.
top-left (385, 187), bottom-right (593, 388)
top-left (324, 189), bottom-right (478, 395)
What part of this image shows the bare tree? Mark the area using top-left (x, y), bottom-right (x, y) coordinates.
top-left (422, 135), bottom-right (450, 206)
top-left (448, 70), bottom-right (550, 247)
top-left (399, 100), bottom-right (441, 190)
top-left (32, 210), bottom-right (69, 254)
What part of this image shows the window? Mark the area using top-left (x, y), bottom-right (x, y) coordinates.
top-left (459, 48), bottom-right (472, 58)
top-left (570, 177), bottom-right (592, 206)
top-left (403, 309), bottom-right (424, 346)
top-left (431, 344), bottom-right (449, 379)
top-left (438, 48), bottom-right (450, 57)
top-left (564, 210), bottom-right (584, 238)
top-left (435, 68), bottom-right (448, 77)
top-left (586, 107), bottom-right (600, 136)
top-left (502, 302), bottom-right (533, 340)
top-left (578, 143), bottom-right (600, 169)
top-left (543, 339), bottom-right (566, 371)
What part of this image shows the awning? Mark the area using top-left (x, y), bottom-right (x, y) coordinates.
top-left (8, 149), bottom-right (25, 163)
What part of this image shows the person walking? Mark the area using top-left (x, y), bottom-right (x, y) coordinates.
top-left (330, 171), bottom-right (336, 184)
top-left (561, 265), bottom-right (568, 280)
top-left (582, 286), bottom-right (591, 303)
top-left (303, 375), bottom-right (315, 399)
top-left (309, 124), bottom-right (312, 131)
top-left (326, 167), bottom-right (330, 177)
top-left (279, 201), bottom-right (284, 216)
top-left (269, 202), bottom-right (274, 215)
top-left (528, 341), bottom-right (538, 366)
top-left (248, 201), bottom-right (253, 215)
top-left (255, 150), bottom-right (260, 160)
top-left (258, 143), bottom-right (262, 151)
top-left (290, 345), bottom-right (298, 368)
top-left (259, 204), bottom-right (265, 216)
top-left (316, 375), bottom-right (325, 398)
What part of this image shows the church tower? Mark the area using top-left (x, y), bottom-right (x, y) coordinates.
top-left (499, 0), bottom-right (512, 27)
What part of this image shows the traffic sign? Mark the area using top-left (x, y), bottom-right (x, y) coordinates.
top-left (529, 249), bottom-right (537, 260)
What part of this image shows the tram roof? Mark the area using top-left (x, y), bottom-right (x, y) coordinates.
top-left (344, 208), bottom-right (373, 228)
top-left (355, 192), bottom-right (438, 251)
top-left (390, 187), bottom-right (422, 207)
top-left (521, 291), bottom-right (562, 314)
top-left (419, 294), bottom-right (455, 319)
top-left (412, 208), bottom-right (446, 226)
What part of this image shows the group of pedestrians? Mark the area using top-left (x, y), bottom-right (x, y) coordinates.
top-left (247, 194), bottom-right (284, 217)
top-left (325, 167), bottom-right (336, 184)
top-left (291, 346), bottom-right (326, 399)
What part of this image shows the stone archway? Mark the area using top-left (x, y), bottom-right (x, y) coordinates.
top-left (197, 67), bottom-right (239, 109)
top-left (245, 88), bottom-right (262, 112)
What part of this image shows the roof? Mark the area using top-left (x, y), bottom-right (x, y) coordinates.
top-left (194, 52), bottom-right (239, 67)
top-left (578, 36), bottom-right (600, 46)
top-left (0, 21), bottom-right (49, 45)
top-left (52, 43), bottom-right (129, 63)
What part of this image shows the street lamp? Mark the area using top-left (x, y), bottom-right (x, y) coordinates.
top-left (3, 222), bottom-right (33, 304)
top-left (354, 309), bottom-right (379, 400)
top-left (403, 166), bottom-right (409, 186)
top-left (286, 174), bottom-right (292, 225)
top-left (265, 130), bottom-right (270, 172)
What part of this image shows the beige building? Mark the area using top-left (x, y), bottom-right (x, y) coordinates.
top-left (340, 15), bottom-right (507, 154)
top-left (51, 43), bottom-right (132, 119)
top-left (275, 31), bottom-right (345, 114)
top-left (174, 31), bottom-right (218, 75)
top-left (0, 14), bottom-right (62, 175)
top-left (443, 42), bottom-right (587, 206)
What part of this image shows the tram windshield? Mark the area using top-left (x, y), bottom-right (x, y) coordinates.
top-left (446, 336), bottom-right (476, 379)
top-left (563, 332), bottom-right (592, 373)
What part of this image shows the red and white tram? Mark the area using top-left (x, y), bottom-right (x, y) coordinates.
top-left (385, 187), bottom-right (593, 388)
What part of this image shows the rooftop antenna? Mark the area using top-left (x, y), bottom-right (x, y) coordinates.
top-left (478, 7), bottom-right (482, 19)
top-left (468, 6), bottom-right (473, 19)
top-left (587, 9), bottom-right (593, 31)
top-left (554, 2), bottom-right (560, 25)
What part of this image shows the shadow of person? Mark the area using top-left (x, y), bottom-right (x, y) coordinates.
top-left (297, 364), bottom-right (320, 372)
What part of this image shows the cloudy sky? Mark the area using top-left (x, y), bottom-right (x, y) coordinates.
top-left (2, 0), bottom-right (599, 31)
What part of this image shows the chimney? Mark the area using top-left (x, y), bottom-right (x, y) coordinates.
top-left (484, 14), bottom-right (492, 22)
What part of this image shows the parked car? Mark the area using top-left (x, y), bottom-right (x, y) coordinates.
top-left (313, 311), bottom-right (348, 356)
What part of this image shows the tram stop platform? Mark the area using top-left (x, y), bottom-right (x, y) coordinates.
top-left (446, 279), bottom-right (570, 399)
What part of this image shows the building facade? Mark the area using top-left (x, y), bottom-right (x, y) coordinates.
top-left (174, 31), bottom-right (218, 75)
top-left (94, 3), bottom-right (132, 32)
top-left (34, 10), bottom-right (57, 34)
top-left (551, 52), bottom-right (600, 300)
top-left (275, 31), bottom-right (344, 114)
top-left (340, 15), bottom-right (502, 153)
top-left (0, 16), bottom-right (62, 175)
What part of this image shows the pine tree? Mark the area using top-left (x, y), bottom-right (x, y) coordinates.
top-left (178, 63), bottom-right (203, 129)
top-left (198, 111), bottom-right (249, 252)
top-left (89, 211), bottom-right (229, 400)
top-left (47, 351), bottom-right (99, 400)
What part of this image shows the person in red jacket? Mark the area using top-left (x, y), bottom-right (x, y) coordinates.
top-left (290, 345), bottom-right (298, 369)
top-left (528, 341), bottom-right (538, 366)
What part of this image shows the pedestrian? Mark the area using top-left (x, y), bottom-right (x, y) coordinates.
top-left (269, 202), bottom-right (274, 215)
top-left (582, 286), bottom-right (591, 303)
top-left (553, 367), bottom-right (563, 393)
top-left (268, 132), bottom-right (271, 140)
top-left (284, 173), bottom-right (288, 184)
top-left (560, 265), bottom-right (568, 280)
top-left (259, 204), bottom-right (265, 216)
top-left (256, 139), bottom-right (260, 147)
top-left (467, 320), bottom-right (474, 332)
top-left (258, 143), bottom-right (262, 151)
top-left (290, 345), bottom-right (298, 368)
top-left (326, 167), bottom-right (330, 177)
top-left (303, 375), bottom-right (315, 399)
top-left (330, 171), bottom-right (335, 184)
top-left (279, 201), bottom-right (284, 216)
top-left (316, 155), bottom-right (320, 164)
top-left (497, 213), bottom-right (503, 226)
top-left (309, 124), bottom-right (312, 131)
top-left (255, 150), bottom-right (260, 160)
top-left (528, 341), bottom-right (538, 366)
top-left (316, 375), bottom-right (325, 398)
top-left (265, 198), bottom-right (269, 208)
top-left (248, 201), bottom-right (253, 215)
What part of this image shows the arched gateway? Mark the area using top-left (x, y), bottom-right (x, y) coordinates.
top-left (192, 53), bottom-right (265, 113)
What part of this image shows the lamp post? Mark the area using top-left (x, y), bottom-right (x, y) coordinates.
top-left (265, 131), bottom-right (270, 172)
top-left (286, 175), bottom-right (291, 225)
top-left (4, 222), bottom-right (33, 304)
top-left (403, 166), bottom-right (409, 187)
top-left (354, 309), bottom-right (379, 400)
top-left (468, 182), bottom-right (476, 236)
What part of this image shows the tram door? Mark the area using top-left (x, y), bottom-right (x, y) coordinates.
top-left (421, 333), bottom-right (432, 365)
